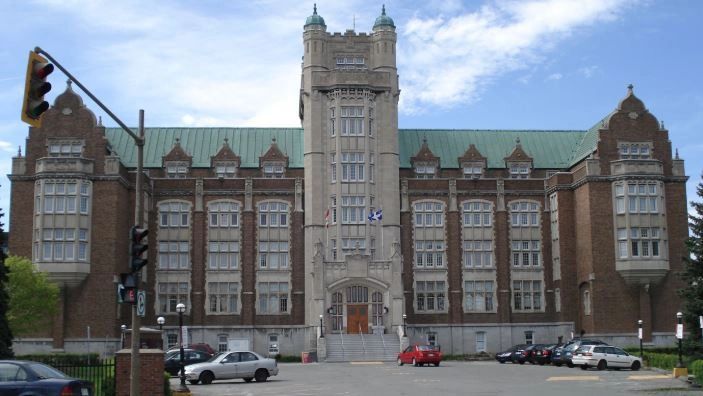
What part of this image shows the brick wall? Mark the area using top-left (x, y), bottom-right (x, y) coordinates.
top-left (115, 349), bottom-right (165, 396)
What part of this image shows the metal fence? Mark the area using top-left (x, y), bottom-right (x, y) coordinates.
top-left (43, 358), bottom-right (115, 396)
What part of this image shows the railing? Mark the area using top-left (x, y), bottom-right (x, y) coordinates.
top-left (43, 359), bottom-right (115, 396)
top-left (340, 330), bottom-right (346, 360)
top-left (380, 331), bottom-right (388, 355)
top-left (359, 324), bottom-right (367, 357)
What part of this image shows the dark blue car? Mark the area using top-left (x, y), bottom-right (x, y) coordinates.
top-left (0, 360), bottom-right (93, 396)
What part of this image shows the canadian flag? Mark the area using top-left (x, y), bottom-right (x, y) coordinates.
top-left (324, 208), bottom-right (330, 228)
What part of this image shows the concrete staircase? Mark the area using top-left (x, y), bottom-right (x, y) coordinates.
top-left (325, 333), bottom-right (401, 362)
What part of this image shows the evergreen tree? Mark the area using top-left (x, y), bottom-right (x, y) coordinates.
top-left (679, 174), bottom-right (703, 352)
top-left (0, 208), bottom-right (14, 358)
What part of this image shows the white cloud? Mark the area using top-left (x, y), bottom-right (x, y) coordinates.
top-left (547, 73), bottom-right (563, 81)
top-left (398, 0), bottom-right (637, 113)
top-left (578, 65), bottom-right (598, 78)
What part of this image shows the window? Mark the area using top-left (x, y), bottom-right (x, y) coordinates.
top-left (414, 163), bottom-right (436, 179)
top-left (48, 140), bottom-right (83, 157)
top-left (159, 202), bottom-right (190, 228)
top-left (331, 239), bottom-right (337, 260)
top-left (208, 202), bottom-right (239, 228)
top-left (369, 154), bottom-right (375, 183)
top-left (259, 241), bottom-right (289, 269)
top-left (525, 331), bottom-right (534, 345)
top-left (39, 181), bottom-right (88, 214)
top-left (329, 107), bottom-right (336, 137)
top-left (39, 228), bottom-right (88, 262)
top-left (331, 292), bottom-right (343, 331)
top-left (462, 201), bottom-right (492, 227)
top-left (462, 164), bottom-right (483, 179)
top-left (341, 196), bottom-right (365, 224)
top-left (372, 291), bottom-right (383, 326)
top-left (513, 280), bottom-right (542, 311)
top-left (218, 335), bottom-right (228, 352)
top-left (158, 282), bottom-right (189, 313)
top-left (415, 281), bottom-right (446, 313)
top-left (464, 281), bottom-right (494, 312)
top-left (330, 153), bottom-right (337, 183)
top-left (476, 332), bottom-right (486, 352)
top-left (510, 201), bottom-right (540, 227)
top-left (511, 241), bottom-right (541, 267)
top-left (619, 142), bottom-right (651, 159)
top-left (158, 241), bottom-right (190, 269)
top-left (208, 241), bottom-right (239, 270)
top-left (165, 162), bottom-right (188, 178)
top-left (415, 240), bottom-right (445, 268)
top-left (341, 106), bottom-right (364, 136)
top-left (341, 152), bottom-right (365, 182)
top-left (342, 238), bottom-right (365, 255)
top-left (618, 182), bottom-right (659, 214)
top-left (263, 163), bottom-right (285, 178)
top-left (555, 288), bottom-right (561, 312)
top-left (414, 202), bottom-right (444, 227)
top-left (258, 282), bottom-right (289, 314)
top-left (621, 227), bottom-right (662, 258)
top-left (583, 289), bottom-right (591, 316)
top-left (463, 241), bottom-right (493, 268)
top-left (167, 333), bottom-right (179, 349)
top-left (259, 202), bottom-right (288, 227)
top-left (347, 285), bottom-right (368, 303)
top-left (509, 163), bottom-right (530, 178)
top-left (214, 162), bottom-right (237, 178)
top-left (336, 56), bottom-right (366, 69)
top-left (427, 333), bottom-right (437, 347)
top-left (208, 282), bottom-right (239, 314)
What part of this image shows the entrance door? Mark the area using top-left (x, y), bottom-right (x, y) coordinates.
top-left (347, 305), bottom-right (368, 334)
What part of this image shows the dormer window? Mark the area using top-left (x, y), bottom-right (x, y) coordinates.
top-left (619, 142), bottom-right (651, 159)
top-left (165, 161), bottom-right (189, 178)
top-left (336, 56), bottom-right (366, 69)
top-left (415, 163), bottom-right (436, 179)
top-left (462, 163), bottom-right (483, 179)
top-left (509, 163), bottom-right (530, 179)
top-left (48, 140), bottom-right (83, 157)
top-left (214, 161), bottom-right (237, 178)
top-left (263, 163), bottom-right (285, 178)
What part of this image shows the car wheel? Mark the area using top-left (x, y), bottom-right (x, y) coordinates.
top-left (519, 360), bottom-right (525, 365)
top-left (188, 380), bottom-right (200, 385)
top-left (199, 371), bottom-right (214, 385)
top-left (398, 358), bottom-right (404, 366)
top-left (434, 362), bottom-right (440, 367)
top-left (255, 369), bottom-right (269, 382)
top-left (631, 361), bottom-right (641, 371)
top-left (412, 358), bottom-right (418, 367)
top-left (539, 361), bottom-right (545, 366)
top-left (597, 360), bottom-right (607, 371)
top-left (244, 377), bottom-right (254, 383)
top-left (554, 363), bottom-right (562, 367)
top-left (499, 359), bottom-right (505, 364)
top-left (567, 362), bottom-right (574, 368)
top-left (580, 365), bottom-right (588, 370)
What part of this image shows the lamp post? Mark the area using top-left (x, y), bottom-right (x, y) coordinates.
top-left (402, 314), bottom-right (407, 338)
top-left (157, 316), bottom-right (165, 350)
top-left (676, 312), bottom-right (684, 368)
top-left (176, 303), bottom-right (189, 392)
top-left (120, 325), bottom-right (127, 349)
top-left (637, 320), bottom-right (643, 359)
top-left (319, 314), bottom-right (324, 338)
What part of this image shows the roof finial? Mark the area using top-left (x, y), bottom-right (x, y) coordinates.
top-left (224, 137), bottom-right (229, 146)
top-left (627, 84), bottom-right (634, 94)
top-left (272, 136), bottom-right (277, 144)
top-left (382, 4), bottom-right (386, 15)
top-left (675, 148), bottom-right (679, 159)
top-left (17, 146), bottom-right (22, 157)
top-left (175, 137), bottom-right (180, 146)
top-left (660, 120), bottom-right (665, 130)
top-left (422, 136), bottom-right (427, 145)
top-left (313, 3), bottom-right (317, 14)
top-left (98, 116), bottom-right (103, 126)
top-left (516, 137), bottom-right (521, 145)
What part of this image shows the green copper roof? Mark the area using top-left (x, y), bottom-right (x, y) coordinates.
top-left (304, 4), bottom-right (326, 28)
top-left (105, 128), bottom-right (595, 169)
top-left (373, 5), bottom-right (395, 29)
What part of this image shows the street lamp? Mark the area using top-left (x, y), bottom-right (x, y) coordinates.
top-left (157, 316), bottom-right (166, 350)
top-left (319, 314), bottom-right (324, 338)
top-left (120, 325), bottom-right (127, 349)
top-left (637, 320), bottom-right (643, 359)
top-left (176, 303), bottom-right (189, 392)
top-left (402, 314), bottom-right (407, 338)
top-left (676, 312), bottom-right (684, 368)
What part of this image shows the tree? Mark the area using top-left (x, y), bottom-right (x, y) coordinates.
top-left (679, 174), bottom-right (703, 352)
top-left (0, 208), bottom-right (13, 358)
top-left (6, 256), bottom-right (59, 336)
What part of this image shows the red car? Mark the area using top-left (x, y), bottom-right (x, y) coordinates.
top-left (397, 345), bottom-right (442, 367)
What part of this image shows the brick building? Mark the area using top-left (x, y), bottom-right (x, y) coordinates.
top-left (8, 6), bottom-right (688, 356)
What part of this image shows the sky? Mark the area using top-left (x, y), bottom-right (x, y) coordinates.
top-left (1, 0), bottom-right (702, 228)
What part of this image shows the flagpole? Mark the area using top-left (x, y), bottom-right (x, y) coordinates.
top-left (379, 206), bottom-right (384, 260)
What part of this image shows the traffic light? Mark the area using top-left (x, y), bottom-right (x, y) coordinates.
top-left (119, 273), bottom-right (137, 304)
top-left (130, 225), bottom-right (149, 273)
top-left (21, 51), bottom-right (54, 127)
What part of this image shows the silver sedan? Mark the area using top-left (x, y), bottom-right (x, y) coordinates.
top-left (184, 351), bottom-right (279, 385)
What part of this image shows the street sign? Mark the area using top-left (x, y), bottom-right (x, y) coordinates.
top-left (137, 290), bottom-right (146, 317)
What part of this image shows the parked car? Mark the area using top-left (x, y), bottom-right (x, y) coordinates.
top-left (184, 351), bottom-right (278, 384)
top-left (526, 344), bottom-right (556, 365)
top-left (167, 343), bottom-right (216, 355)
top-left (552, 339), bottom-right (607, 367)
top-left (495, 344), bottom-right (527, 364)
top-left (397, 344), bottom-right (443, 367)
top-left (572, 345), bottom-right (642, 371)
top-left (0, 360), bottom-right (94, 396)
top-left (164, 349), bottom-right (213, 376)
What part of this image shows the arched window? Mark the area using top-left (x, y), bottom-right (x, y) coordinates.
top-left (583, 289), bottom-right (591, 316)
top-left (372, 292), bottom-right (383, 326)
top-left (331, 292), bottom-right (343, 331)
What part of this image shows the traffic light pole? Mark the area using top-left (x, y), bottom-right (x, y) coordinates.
top-left (33, 47), bottom-right (146, 396)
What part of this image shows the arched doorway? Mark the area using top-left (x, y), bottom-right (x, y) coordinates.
top-left (329, 285), bottom-right (385, 334)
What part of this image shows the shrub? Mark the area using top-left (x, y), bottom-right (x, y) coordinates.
top-left (164, 372), bottom-right (172, 396)
top-left (17, 353), bottom-right (101, 365)
top-left (690, 360), bottom-right (703, 385)
top-left (101, 376), bottom-right (116, 396)
top-left (644, 352), bottom-right (680, 370)
top-left (276, 354), bottom-right (302, 363)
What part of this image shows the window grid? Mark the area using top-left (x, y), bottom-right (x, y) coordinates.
top-left (510, 201), bottom-right (540, 227)
top-left (619, 142), bottom-right (651, 159)
top-left (341, 196), bottom-right (366, 224)
top-left (48, 140), bottom-right (83, 157)
top-left (165, 162), bottom-right (188, 178)
top-left (512, 280), bottom-right (542, 311)
top-left (39, 228), bottom-right (89, 262)
top-left (258, 282), bottom-right (289, 314)
top-left (341, 152), bottom-right (365, 182)
top-left (207, 282), bottom-right (239, 314)
top-left (259, 241), bottom-right (289, 269)
top-left (208, 241), bottom-right (240, 270)
top-left (330, 153), bottom-right (337, 183)
top-left (616, 182), bottom-right (659, 214)
top-left (462, 241), bottom-right (493, 268)
top-left (462, 164), bottom-right (483, 179)
top-left (414, 202), bottom-right (444, 227)
top-left (158, 282), bottom-right (189, 313)
top-left (416, 281), bottom-right (446, 313)
top-left (341, 106), bottom-right (364, 136)
top-left (159, 202), bottom-right (190, 228)
top-left (464, 281), bottom-right (494, 312)
top-left (263, 163), bottom-right (285, 178)
top-left (511, 240), bottom-right (541, 267)
top-left (259, 202), bottom-right (289, 227)
top-left (158, 241), bottom-right (190, 269)
top-left (414, 164), bottom-right (436, 179)
top-left (40, 181), bottom-right (89, 214)
top-left (509, 163), bottom-right (530, 178)
top-left (619, 227), bottom-right (661, 258)
top-left (214, 162), bottom-right (237, 178)
top-left (462, 201), bottom-right (492, 227)
top-left (414, 240), bottom-right (445, 268)
top-left (208, 202), bottom-right (239, 228)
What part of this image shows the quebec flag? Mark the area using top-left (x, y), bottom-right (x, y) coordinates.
top-left (368, 209), bottom-right (383, 222)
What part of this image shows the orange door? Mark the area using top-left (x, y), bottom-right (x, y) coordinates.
top-left (347, 305), bottom-right (368, 334)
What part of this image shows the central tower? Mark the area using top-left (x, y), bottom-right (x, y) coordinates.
top-left (300, 5), bottom-right (403, 337)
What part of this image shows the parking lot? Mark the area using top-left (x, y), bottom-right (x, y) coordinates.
top-left (170, 360), bottom-right (696, 396)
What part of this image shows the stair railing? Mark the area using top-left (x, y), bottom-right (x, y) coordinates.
top-left (380, 330), bottom-right (387, 356)
top-left (340, 329), bottom-right (345, 360)
top-left (359, 324), bottom-right (367, 357)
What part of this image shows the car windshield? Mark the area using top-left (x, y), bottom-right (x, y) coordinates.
top-left (207, 353), bottom-right (224, 362)
top-left (417, 346), bottom-right (438, 351)
top-left (28, 363), bottom-right (68, 379)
